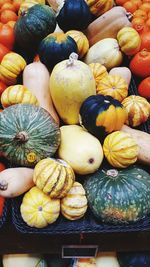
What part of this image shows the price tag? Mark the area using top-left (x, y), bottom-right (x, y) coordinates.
top-left (62, 245), bottom-right (98, 258)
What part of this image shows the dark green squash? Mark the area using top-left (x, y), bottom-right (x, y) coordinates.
top-left (84, 165), bottom-right (150, 224)
top-left (0, 104), bottom-right (60, 167)
top-left (38, 32), bottom-right (78, 70)
top-left (57, 0), bottom-right (92, 32)
top-left (79, 94), bottom-right (127, 141)
top-left (14, 4), bottom-right (56, 50)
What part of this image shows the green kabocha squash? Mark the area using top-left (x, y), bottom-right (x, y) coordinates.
top-left (56, 0), bottom-right (92, 32)
top-left (38, 32), bottom-right (78, 70)
top-left (14, 4), bottom-right (56, 50)
top-left (0, 104), bottom-right (60, 167)
top-left (84, 165), bottom-right (150, 224)
top-left (79, 94), bottom-right (127, 141)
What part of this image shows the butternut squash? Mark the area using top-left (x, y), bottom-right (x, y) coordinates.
top-left (109, 67), bottom-right (132, 86)
top-left (23, 61), bottom-right (59, 124)
top-left (85, 6), bottom-right (132, 46)
top-left (0, 168), bottom-right (34, 198)
top-left (121, 125), bottom-right (150, 165)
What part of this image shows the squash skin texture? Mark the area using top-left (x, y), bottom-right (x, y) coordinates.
top-left (117, 27), bottom-right (141, 56)
top-left (0, 104), bottom-right (60, 167)
top-left (50, 56), bottom-right (96, 124)
top-left (56, 0), bottom-right (92, 32)
top-left (84, 38), bottom-right (123, 70)
top-left (61, 182), bottom-right (88, 220)
top-left (58, 125), bottom-right (103, 175)
top-left (1, 85), bottom-right (39, 108)
top-left (103, 131), bottom-right (139, 168)
top-left (122, 95), bottom-right (150, 127)
top-left (38, 33), bottom-right (78, 70)
top-left (97, 75), bottom-right (128, 102)
top-left (79, 95), bottom-right (127, 140)
top-left (33, 158), bottom-right (75, 198)
top-left (84, 166), bottom-right (150, 224)
top-left (0, 52), bottom-right (26, 86)
top-left (20, 186), bottom-right (60, 228)
top-left (14, 4), bottom-right (56, 49)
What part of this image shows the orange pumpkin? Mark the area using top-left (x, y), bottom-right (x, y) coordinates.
top-left (97, 75), bottom-right (128, 102)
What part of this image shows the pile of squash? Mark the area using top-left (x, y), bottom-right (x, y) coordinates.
top-left (0, 0), bottom-right (150, 228)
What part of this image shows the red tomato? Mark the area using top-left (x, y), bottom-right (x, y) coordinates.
top-left (0, 81), bottom-right (7, 96)
top-left (0, 162), bottom-right (6, 172)
top-left (0, 24), bottom-right (15, 50)
top-left (0, 43), bottom-right (10, 63)
top-left (0, 196), bottom-right (5, 217)
top-left (140, 31), bottom-right (150, 51)
top-left (138, 77), bottom-right (150, 98)
top-left (129, 49), bottom-right (150, 77)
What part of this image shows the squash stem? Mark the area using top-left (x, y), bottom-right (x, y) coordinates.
top-left (14, 131), bottom-right (29, 143)
top-left (67, 53), bottom-right (78, 67)
top-left (0, 180), bottom-right (8, 191)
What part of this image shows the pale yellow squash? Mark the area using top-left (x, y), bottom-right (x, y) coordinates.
top-left (20, 186), bottom-right (60, 228)
top-left (50, 53), bottom-right (96, 124)
top-left (84, 38), bottom-right (123, 70)
top-left (61, 182), bottom-right (88, 220)
top-left (103, 131), bottom-right (139, 168)
top-left (0, 168), bottom-right (34, 198)
top-left (33, 158), bottom-right (75, 198)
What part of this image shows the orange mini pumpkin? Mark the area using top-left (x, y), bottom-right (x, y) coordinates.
top-left (97, 75), bottom-right (128, 102)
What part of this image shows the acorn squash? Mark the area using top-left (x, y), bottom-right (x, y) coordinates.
top-left (0, 104), bottom-right (60, 167)
top-left (38, 33), bottom-right (78, 70)
top-left (14, 4), bottom-right (56, 49)
top-left (79, 95), bottom-right (127, 141)
top-left (56, 0), bottom-right (92, 32)
top-left (84, 165), bottom-right (150, 224)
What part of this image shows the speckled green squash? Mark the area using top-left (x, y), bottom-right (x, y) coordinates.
top-left (0, 104), bottom-right (60, 167)
top-left (84, 166), bottom-right (150, 224)
top-left (14, 4), bottom-right (56, 49)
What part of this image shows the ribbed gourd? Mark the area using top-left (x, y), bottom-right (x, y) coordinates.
top-left (84, 165), bottom-right (150, 224)
top-left (88, 63), bottom-right (108, 89)
top-left (20, 186), bottom-right (60, 228)
top-left (61, 182), bottom-right (88, 220)
top-left (97, 75), bottom-right (128, 102)
top-left (1, 85), bottom-right (39, 108)
top-left (86, 0), bottom-right (114, 17)
top-left (122, 95), bottom-right (150, 127)
top-left (66, 30), bottom-right (89, 58)
top-left (0, 104), bottom-right (60, 167)
top-left (79, 95), bottom-right (127, 140)
top-left (0, 52), bottom-right (26, 85)
top-left (117, 27), bottom-right (141, 56)
top-left (103, 131), bottom-right (139, 168)
top-left (33, 158), bottom-right (75, 198)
